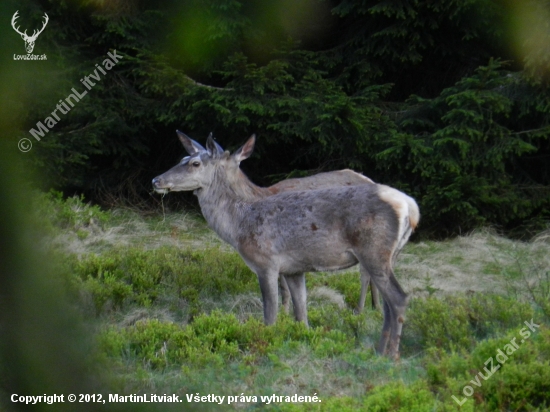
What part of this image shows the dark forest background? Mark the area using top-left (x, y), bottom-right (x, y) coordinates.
top-left (2, 0), bottom-right (550, 237)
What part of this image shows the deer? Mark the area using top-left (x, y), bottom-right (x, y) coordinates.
top-left (163, 134), bottom-right (417, 314)
top-left (11, 11), bottom-right (49, 54)
top-left (152, 132), bottom-right (420, 359)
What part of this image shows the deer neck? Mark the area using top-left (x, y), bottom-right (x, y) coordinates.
top-left (195, 166), bottom-right (266, 247)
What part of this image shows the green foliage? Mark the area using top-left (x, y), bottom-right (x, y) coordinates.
top-left (98, 310), bottom-right (356, 370)
top-left (71, 246), bottom-right (257, 316)
top-left (381, 59), bottom-right (550, 234)
top-left (361, 380), bottom-right (435, 412)
top-left (13, 0), bottom-right (549, 236)
top-left (28, 194), bottom-right (550, 409)
top-left (134, 47), bottom-right (396, 179)
top-left (83, 269), bottom-right (134, 313)
top-left (407, 294), bottom-right (535, 352)
top-left (425, 327), bottom-right (550, 411)
top-left (528, 270), bottom-right (550, 320)
top-left (32, 190), bottom-right (110, 234)
top-left (407, 296), bottom-right (473, 351)
top-left (278, 396), bottom-right (362, 412)
top-left (477, 333), bottom-right (550, 411)
top-left (277, 381), bottom-right (438, 411)
top-left (330, 0), bottom-right (506, 95)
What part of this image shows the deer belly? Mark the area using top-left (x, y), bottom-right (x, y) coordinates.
top-left (279, 249), bottom-right (358, 273)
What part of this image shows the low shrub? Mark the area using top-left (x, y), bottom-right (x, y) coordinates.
top-left (407, 296), bottom-right (473, 352)
top-left (32, 190), bottom-right (110, 234)
top-left (406, 294), bottom-right (535, 352)
top-left (361, 380), bottom-right (436, 411)
top-left (425, 327), bottom-right (550, 411)
top-left (83, 270), bottom-right (134, 314)
top-left (98, 310), bottom-right (360, 370)
top-left (278, 380), bottom-right (437, 411)
top-left (71, 246), bottom-right (258, 316)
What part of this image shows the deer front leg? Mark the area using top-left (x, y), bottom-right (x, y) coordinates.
top-left (256, 270), bottom-right (280, 325)
top-left (284, 273), bottom-right (308, 326)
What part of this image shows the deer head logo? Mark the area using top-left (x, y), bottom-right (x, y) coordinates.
top-left (11, 11), bottom-right (49, 54)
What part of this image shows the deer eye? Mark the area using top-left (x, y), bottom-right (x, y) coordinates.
top-left (192, 161), bottom-right (200, 167)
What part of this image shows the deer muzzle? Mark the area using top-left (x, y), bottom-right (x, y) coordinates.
top-left (152, 176), bottom-right (171, 194)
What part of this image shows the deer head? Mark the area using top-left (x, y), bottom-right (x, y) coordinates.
top-left (11, 11), bottom-right (49, 54)
top-left (152, 131), bottom-right (254, 194)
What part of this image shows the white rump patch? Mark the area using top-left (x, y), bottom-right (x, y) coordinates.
top-left (377, 185), bottom-right (417, 261)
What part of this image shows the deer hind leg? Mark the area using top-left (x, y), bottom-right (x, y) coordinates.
top-left (283, 273), bottom-right (308, 326)
top-left (358, 258), bottom-right (408, 360)
top-left (385, 270), bottom-right (408, 359)
top-left (279, 275), bottom-right (291, 314)
top-left (358, 265), bottom-right (382, 313)
top-left (378, 299), bottom-right (392, 355)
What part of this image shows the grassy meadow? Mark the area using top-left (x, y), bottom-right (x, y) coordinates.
top-left (25, 192), bottom-right (550, 411)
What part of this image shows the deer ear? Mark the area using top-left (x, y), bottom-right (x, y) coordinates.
top-left (233, 135), bottom-right (256, 163)
top-left (206, 133), bottom-right (224, 157)
top-left (177, 130), bottom-right (205, 155)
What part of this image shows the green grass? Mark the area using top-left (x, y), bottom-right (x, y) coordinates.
top-left (31, 192), bottom-right (550, 411)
